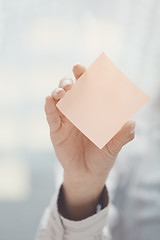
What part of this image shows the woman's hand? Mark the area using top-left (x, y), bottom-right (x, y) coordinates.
top-left (44, 64), bottom-right (135, 220)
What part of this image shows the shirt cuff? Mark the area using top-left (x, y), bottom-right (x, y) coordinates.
top-left (36, 186), bottom-right (64, 239)
top-left (37, 184), bottom-right (109, 240)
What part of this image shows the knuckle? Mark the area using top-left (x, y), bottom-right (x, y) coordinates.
top-left (105, 140), bottom-right (121, 156)
top-left (129, 132), bottom-right (135, 141)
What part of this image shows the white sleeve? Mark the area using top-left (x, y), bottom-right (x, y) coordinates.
top-left (36, 184), bottom-right (110, 240)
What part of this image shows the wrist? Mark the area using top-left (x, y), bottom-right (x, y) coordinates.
top-left (58, 183), bottom-right (104, 220)
top-left (58, 173), bottom-right (107, 220)
top-left (63, 172), bottom-right (105, 204)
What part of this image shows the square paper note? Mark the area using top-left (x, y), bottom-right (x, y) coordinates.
top-left (56, 52), bottom-right (150, 149)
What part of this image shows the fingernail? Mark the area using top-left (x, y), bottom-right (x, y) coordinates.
top-left (61, 79), bottom-right (72, 88)
top-left (72, 64), bottom-right (80, 71)
top-left (55, 88), bottom-right (63, 93)
top-left (130, 121), bottom-right (136, 134)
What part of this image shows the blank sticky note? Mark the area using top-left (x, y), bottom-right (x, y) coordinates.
top-left (56, 52), bottom-right (150, 149)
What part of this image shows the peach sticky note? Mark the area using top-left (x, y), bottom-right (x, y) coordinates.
top-left (56, 52), bottom-right (150, 149)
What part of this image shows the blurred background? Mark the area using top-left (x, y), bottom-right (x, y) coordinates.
top-left (0, 0), bottom-right (160, 239)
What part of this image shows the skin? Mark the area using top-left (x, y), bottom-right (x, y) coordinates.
top-left (44, 64), bottom-right (135, 221)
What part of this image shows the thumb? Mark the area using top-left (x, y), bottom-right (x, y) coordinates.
top-left (105, 120), bottom-right (135, 155)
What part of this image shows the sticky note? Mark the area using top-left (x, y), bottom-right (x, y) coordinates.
top-left (56, 52), bottom-right (150, 149)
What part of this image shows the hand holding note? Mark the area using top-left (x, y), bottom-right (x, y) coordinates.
top-left (44, 53), bottom-right (150, 221)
